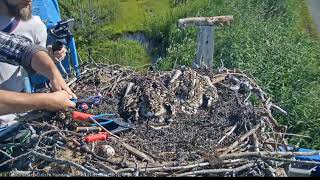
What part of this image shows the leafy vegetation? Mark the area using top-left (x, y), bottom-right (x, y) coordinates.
top-left (59, 0), bottom-right (171, 67)
top-left (59, 0), bottom-right (320, 148)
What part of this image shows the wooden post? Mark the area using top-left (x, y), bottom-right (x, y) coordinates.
top-left (178, 16), bottom-right (233, 69)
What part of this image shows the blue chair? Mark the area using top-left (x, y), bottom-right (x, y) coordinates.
top-left (27, 0), bottom-right (80, 92)
top-left (279, 145), bottom-right (320, 176)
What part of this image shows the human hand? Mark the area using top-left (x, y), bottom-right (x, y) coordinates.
top-left (47, 45), bottom-right (67, 62)
top-left (44, 90), bottom-right (76, 111)
top-left (50, 73), bottom-right (77, 99)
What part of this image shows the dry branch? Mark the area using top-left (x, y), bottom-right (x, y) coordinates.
top-left (175, 162), bottom-right (255, 177)
top-left (222, 123), bottom-right (261, 155)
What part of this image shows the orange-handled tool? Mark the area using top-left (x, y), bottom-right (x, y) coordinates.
top-left (72, 111), bottom-right (115, 122)
top-left (84, 132), bottom-right (109, 143)
top-left (72, 111), bottom-right (93, 121)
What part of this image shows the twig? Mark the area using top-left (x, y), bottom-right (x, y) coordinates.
top-left (67, 77), bottom-right (78, 86)
top-left (149, 125), bottom-right (171, 130)
top-left (265, 132), bottom-right (311, 139)
top-left (10, 170), bottom-right (32, 176)
top-left (169, 70), bottom-right (182, 84)
top-left (212, 71), bottom-right (259, 89)
top-left (94, 161), bottom-right (117, 174)
top-left (0, 149), bottom-right (13, 159)
top-left (34, 130), bottom-right (83, 150)
top-left (0, 151), bottom-right (33, 168)
top-left (115, 168), bottom-right (136, 174)
top-left (222, 123), bottom-right (261, 155)
top-left (124, 82), bottom-right (135, 97)
top-left (90, 118), bottom-right (155, 163)
top-left (129, 159), bottom-right (247, 174)
top-left (30, 151), bottom-right (95, 175)
top-left (252, 133), bottom-right (260, 153)
top-left (219, 151), bottom-right (320, 160)
top-left (218, 124), bottom-right (237, 145)
top-left (142, 162), bottom-right (210, 173)
top-left (109, 73), bottom-right (123, 92)
top-left (264, 162), bottom-right (276, 177)
top-left (175, 163), bottom-right (255, 177)
top-left (262, 141), bottom-right (299, 151)
top-left (263, 107), bottom-right (280, 129)
top-left (270, 104), bottom-right (287, 115)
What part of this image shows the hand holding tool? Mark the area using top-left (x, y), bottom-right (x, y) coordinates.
top-left (48, 19), bottom-right (76, 79)
top-left (70, 93), bottom-right (102, 111)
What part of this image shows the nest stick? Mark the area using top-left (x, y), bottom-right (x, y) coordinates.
top-left (175, 162), bottom-right (255, 177)
top-left (222, 123), bottom-right (261, 155)
top-left (218, 124), bottom-right (237, 145)
top-left (169, 70), bottom-right (182, 84)
top-left (30, 151), bottom-right (95, 175)
top-left (90, 118), bottom-right (155, 163)
top-left (219, 151), bottom-right (320, 160)
top-left (124, 82), bottom-right (135, 97)
top-left (0, 149), bottom-right (13, 159)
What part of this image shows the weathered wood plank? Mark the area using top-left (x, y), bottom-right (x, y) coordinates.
top-left (178, 16), bottom-right (233, 28)
top-left (193, 26), bottom-right (214, 69)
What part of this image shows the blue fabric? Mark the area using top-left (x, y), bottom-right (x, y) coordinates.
top-left (31, 0), bottom-right (62, 88)
top-left (2, 21), bottom-right (13, 33)
top-left (32, 0), bottom-right (61, 29)
top-left (31, 0), bottom-right (80, 89)
top-left (295, 148), bottom-right (320, 162)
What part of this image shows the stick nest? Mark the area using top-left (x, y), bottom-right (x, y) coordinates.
top-left (1, 64), bottom-right (308, 177)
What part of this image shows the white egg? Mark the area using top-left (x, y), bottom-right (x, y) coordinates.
top-left (99, 145), bottom-right (115, 158)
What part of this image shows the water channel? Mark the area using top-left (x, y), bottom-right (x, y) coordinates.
top-left (122, 32), bottom-right (161, 64)
top-left (308, 0), bottom-right (320, 32)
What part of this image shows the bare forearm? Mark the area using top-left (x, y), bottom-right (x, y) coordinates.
top-left (0, 90), bottom-right (48, 115)
top-left (31, 51), bottom-right (62, 80)
top-left (31, 51), bottom-right (76, 97)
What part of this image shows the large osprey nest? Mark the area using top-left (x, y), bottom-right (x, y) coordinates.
top-left (0, 64), bottom-right (317, 177)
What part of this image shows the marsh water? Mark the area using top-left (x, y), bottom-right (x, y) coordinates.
top-left (309, 0), bottom-right (320, 32)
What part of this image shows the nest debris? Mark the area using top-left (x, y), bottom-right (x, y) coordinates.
top-left (0, 63), bottom-right (317, 177)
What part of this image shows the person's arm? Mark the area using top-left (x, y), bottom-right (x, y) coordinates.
top-left (31, 50), bottom-right (75, 97)
top-left (0, 31), bottom-right (76, 97)
top-left (0, 31), bottom-right (46, 74)
top-left (0, 90), bottom-right (75, 116)
top-left (0, 32), bottom-right (76, 115)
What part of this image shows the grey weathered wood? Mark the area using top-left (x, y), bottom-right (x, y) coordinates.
top-left (178, 16), bottom-right (233, 28)
top-left (178, 16), bottom-right (233, 69)
top-left (193, 26), bottom-right (214, 69)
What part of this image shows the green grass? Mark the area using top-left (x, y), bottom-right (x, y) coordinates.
top-left (60, 0), bottom-right (171, 67)
top-left (79, 39), bottom-right (151, 67)
top-left (102, 0), bottom-right (171, 35)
